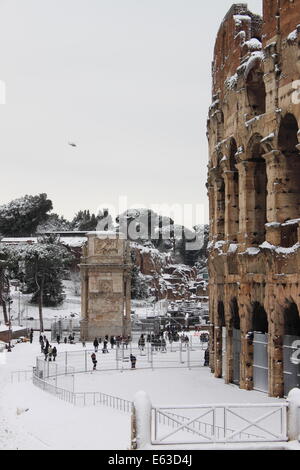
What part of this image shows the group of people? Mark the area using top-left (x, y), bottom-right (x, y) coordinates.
top-left (55, 334), bottom-right (76, 345)
top-left (92, 335), bottom-right (132, 354)
top-left (39, 335), bottom-right (57, 362)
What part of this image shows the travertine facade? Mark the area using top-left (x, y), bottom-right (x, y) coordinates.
top-left (207, 1), bottom-right (300, 397)
top-left (80, 232), bottom-right (131, 340)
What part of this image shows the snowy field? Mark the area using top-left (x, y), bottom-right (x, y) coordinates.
top-left (0, 332), bottom-right (294, 450)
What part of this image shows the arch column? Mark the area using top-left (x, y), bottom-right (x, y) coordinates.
top-left (239, 299), bottom-right (253, 391)
top-left (264, 150), bottom-right (286, 225)
top-left (224, 171), bottom-right (239, 242)
top-left (207, 182), bottom-right (216, 241)
top-left (211, 170), bottom-right (225, 241)
top-left (236, 161), bottom-right (256, 247)
top-left (268, 297), bottom-right (284, 398)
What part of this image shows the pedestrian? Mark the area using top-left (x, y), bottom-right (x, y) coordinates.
top-left (82, 339), bottom-right (86, 348)
top-left (44, 343), bottom-right (49, 361)
top-left (130, 354), bottom-right (137, 369)
top-left (48, 345), bottom-right (53, 362)
top-left (93, 337), bottom-right (99, 352)
top-left (39, 334), bottom-right (43, 344)
top-left (40, 339), bottom-right (45, 353)
top-left (204, 347), bottom-right (209, 367)
top-left (29, 329), bottom-right (33, 344)
top-left (102, 340), bottom-right (108, 353)
top-left (56, 335), bottom-right (60, 344)
top-left (64, 337), bottom-right (67, 344)
top-left (110, 336), bottom-right (115, 349)
top-left (91, 352), bottom-right (97, 370)
top-left (138, 334), bottom-right (145, 351)
top-left (52, 346), bottom-right (57, 362)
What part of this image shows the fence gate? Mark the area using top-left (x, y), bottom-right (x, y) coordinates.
top-left (283, 335), bottom-right (300, 397)
top-left (222, 327), bottom-right (227, 379)
top-left (232, 328), bottom-right (241, 385)
top-left (253, 333), bottom-right (268, 393)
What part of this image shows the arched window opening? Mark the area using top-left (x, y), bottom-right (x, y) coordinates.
top-left (278, 114), bottom-right (300, 223)
top-left (278, 114), bottom-right (299, 155)
top-left (216, 175), bottom-right (225, 240)
top-left (249, 140), bottom-right (267, 244)
top-left (228, 139), bottom-right (239, 242)
top-left (284, 303), bottom-right (300, 336)
top-left (246, 66), bottom-right (266, 116)
top-left (231, 298), bottom-right (240, 330)
top-left (252, 302), bottom-right (268, 334)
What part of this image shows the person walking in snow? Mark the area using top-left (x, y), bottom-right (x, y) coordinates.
top-left (91, 353), bottom-right (97, 370)
top-left (52, 346), bottom-right (57, 362)
top-left (48, 346), bottom-right (53, 362)
top-left (130, 354), bottom-right (137, 369)
top-left (93, 338), bottom-right (99, 352)
top-left (44, 343), bottom-right (49, 361)
top-left (56, 335), bottom-right (60, 344)
top-left (102, 340), bottom-right (108, 353)
top-left (204, 348), bottom-right (209, 367)
top-left (29, 329), bottom-right (33, 344)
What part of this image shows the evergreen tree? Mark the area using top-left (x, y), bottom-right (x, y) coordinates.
top-left (0, 194), bottom-right (53, 237)
top-left (19, 240), bottom-right (73, 331)
top-left (130, 251), bottom-right (149, 299)
top-left (71, 210), bottom-right (99, 231)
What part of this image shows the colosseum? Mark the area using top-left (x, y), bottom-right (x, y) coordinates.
top-left (207, 1), bottom-right (300, 398)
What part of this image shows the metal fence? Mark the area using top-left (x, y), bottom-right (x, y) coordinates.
top-left (35, 342), bottom-right (204, 380)
top-left (151, 403), bottom-right (289, 445)
top-left (33, 373), bottom-right (133, 413)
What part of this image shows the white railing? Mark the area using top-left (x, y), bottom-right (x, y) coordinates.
top-left (151, 404), bottom-right (289, 445)
top-left (32, 373), bottom-right (132, 413)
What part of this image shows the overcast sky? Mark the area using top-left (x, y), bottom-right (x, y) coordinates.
top-left (0, 0), bottom-right (262, 227)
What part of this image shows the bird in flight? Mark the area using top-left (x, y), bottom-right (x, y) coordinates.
top-left (68, 142), bottom-right (77, 147)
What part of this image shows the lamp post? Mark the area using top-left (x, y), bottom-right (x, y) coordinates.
top-left (7, 296), bottom-right (13, 352)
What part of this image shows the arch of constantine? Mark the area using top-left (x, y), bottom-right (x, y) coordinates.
top-left (80, 232), bottom-right (132, 341)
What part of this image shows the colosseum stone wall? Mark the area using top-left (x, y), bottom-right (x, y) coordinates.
top-left (207, 1), bottom-right (300, 397)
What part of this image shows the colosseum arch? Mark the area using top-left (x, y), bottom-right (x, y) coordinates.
top-left (230, 298), bottom-right (241, 386)
top-left (247, 135), bottom-right (268, 245)
top-left (252, 302), bottom-right (269, 393)
top-left (252, 301), bottom-right (269, 334)
top-left (278, 114), bottom-right (300, 222)
top-left (284, 302), bottom-right (300, 336)
top-left (245, 59), bottom-right (266, 116)
top-left (227, 138), bottom-right (239, 242)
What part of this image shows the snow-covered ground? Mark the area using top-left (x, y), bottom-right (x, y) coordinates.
top-left (0, 332), bottom-right (295, 450)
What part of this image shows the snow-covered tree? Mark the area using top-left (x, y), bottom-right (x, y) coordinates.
top-left (36, 213), bottom-right (72, 233)
top-left (71, 210), bottom-right (98, 231)
top-left (0, 194), bottom-right (53, 237)
top-left (130, 251), bottom-right (150, 299)
top-left (15, 241), bottom-right (73, 331)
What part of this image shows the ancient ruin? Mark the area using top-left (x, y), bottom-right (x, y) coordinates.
top-left (207, 1), bottom-right (300, 397)
top-left (80, 232), bottom-right (132, 340)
